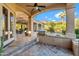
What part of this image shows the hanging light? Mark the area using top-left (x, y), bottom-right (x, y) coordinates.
top-left (28, 31), bottom-right (31, 34)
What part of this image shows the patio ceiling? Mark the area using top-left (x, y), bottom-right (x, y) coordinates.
top-left (16, 3), bottom-right (66, 16)
top-left (15, 3), bottom-right (70, 24)
top-left (16, 11), bottom-right (28, 24)
top-left (5, 3), bottom-right (74, 17)
top-left (16, 3), bottom-right (52, 13)
top-left (5, 3), bottom-right (74, 23)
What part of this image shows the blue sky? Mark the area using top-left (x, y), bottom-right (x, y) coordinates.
top-left (75, 3), bottom-right (79, 18)
top-left (34, 3), bottom-right (79, 22)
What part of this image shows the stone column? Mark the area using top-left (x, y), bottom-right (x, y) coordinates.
top-left (41, 24), bottom-right (42, 30)
top-left (13, 13), bottom-right (16, 40)
top-left (8, 10), bottom-right (10, 40)
top-left (36, 23), bottom-right (38, 31)
top-left (66, 4), bottom-right (76, 39)
top-left (28, 16), bottom-right (33, 36)
top-left (41, 23), bottom-right (44, 30)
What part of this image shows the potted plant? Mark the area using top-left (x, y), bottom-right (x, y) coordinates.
top-left (0, 36), bottom-right (4, 56)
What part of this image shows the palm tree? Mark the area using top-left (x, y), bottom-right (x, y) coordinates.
top-left (58, 11), bottom-right (66, 34)
top-left (59, 11), bottom-right (66, 23)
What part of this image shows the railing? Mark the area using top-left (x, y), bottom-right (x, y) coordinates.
top-left (0, 36), bottom-right (4, 56)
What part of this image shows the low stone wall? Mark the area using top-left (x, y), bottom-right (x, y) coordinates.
top-left (37, 35), bottom-right (73, 49)
top-left (72, 40), bottom-right (79, 56)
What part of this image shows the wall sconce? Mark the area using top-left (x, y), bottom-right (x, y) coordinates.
top-left (28, 31), bottom-right (31, 36)
top-left (28, 31), bottom-right (31, 34)
top-left (10, 31), bottom-right (12, 34)
top-left (5, 31), bottom-right (8, 35)
top-left (24, 30), bottom-right (26, 32)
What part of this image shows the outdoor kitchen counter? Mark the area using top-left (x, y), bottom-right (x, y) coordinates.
top-left (38, 34), bottom-right (73, 49)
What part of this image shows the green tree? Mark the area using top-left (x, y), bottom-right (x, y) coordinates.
top-left (75, 19), bottom-right (79, 29)
top-left (45, 22), bottom-right (55, 32)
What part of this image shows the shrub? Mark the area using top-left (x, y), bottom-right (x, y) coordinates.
top-left (49, 27), bottom-right (54, 32)
top-left (62, 30), bottom-right (66, 35)
top-left (0, 36), bottom-right (4, 55)
top-left (76, 34), bottom-right (79, 39)
top-left (75, 29), bottom-right (79, 39)
top-left (75, 29), bottom-right (79, 34)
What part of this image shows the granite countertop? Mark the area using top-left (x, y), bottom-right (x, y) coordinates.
top-left (72, 39), bottom-right (79, 44)
top-left (45, 33), bottom-right (73, 39)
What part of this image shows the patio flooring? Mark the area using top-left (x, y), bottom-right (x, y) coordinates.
top-left (3, 33), bottom-right (73, 56)
top-left (3, 33), bottom-right (37, 56)
top-left (16, 43), bottom-right (73, 56)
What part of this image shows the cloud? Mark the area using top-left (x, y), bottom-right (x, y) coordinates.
top-left (55, 12), bottom-right (78, 18)
top-left (55, 12), bottom-right (63, 18)
top-left (55, 11), bottom-right (66, 18)
top-left (52, 20), bottom-right (56, 22)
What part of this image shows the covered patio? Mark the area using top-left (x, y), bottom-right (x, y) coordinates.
top-left (0, 3), bottom-right (79, 56)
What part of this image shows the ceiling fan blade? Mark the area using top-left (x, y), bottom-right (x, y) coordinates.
top-left (34, 3), bottom-right (38, 6)
top-left (31, 8), bottom-right (35, 13)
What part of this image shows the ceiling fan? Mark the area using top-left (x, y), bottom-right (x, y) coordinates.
top-left (26, 3), bottom-right (46, 12)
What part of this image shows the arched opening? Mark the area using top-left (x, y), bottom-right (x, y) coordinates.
top-left (33, 9), bottom-right (66, 36)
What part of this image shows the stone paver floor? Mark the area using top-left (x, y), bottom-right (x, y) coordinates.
top-left (3, 33), bottom-right (34, 55)
top-left (17, 43), bottom-right (73, 56)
